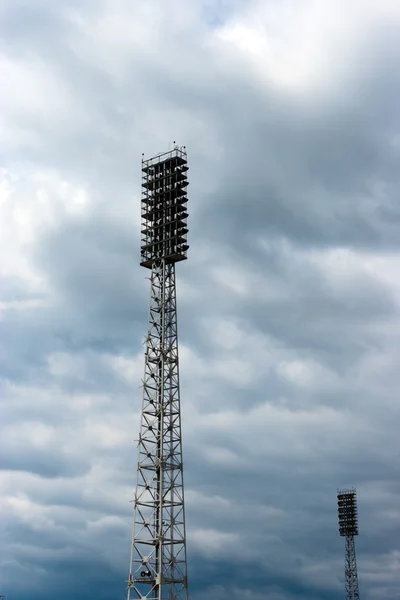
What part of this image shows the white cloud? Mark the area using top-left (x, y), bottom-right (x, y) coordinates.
top-left (216, 0), bottom-right (400, 98)
top-left (0, 53), bottom-right (86, 149)
top-left (190, 528), bottom-right (239, 555)
top-left (276, 358), bottom-right (338, 391)
top-left (105, 353), bottom-right (143, 384)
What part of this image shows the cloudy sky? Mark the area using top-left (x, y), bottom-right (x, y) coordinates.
top-left (1, 0), bottom-right (400, 598)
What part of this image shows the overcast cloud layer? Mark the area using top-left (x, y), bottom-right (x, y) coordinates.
top-left (1, 1), bottom-right (400, 598)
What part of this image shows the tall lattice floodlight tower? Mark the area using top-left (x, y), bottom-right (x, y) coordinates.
top-left (337, 489), bottom-right (360, 600)
top-left (127, 146), bottom-right (190, 600)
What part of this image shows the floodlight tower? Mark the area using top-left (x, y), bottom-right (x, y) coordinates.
top-left (127, 146), bottom-right (189, 600)
top-left (337, 489), bottom-right (360, 600)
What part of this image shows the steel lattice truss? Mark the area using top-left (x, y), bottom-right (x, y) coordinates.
top-left (127, 259), bottom-right (188, 600)
top-left (344, 536), bottom-right (360, 600)
top-left (127, 146), bottom-right (189, 600)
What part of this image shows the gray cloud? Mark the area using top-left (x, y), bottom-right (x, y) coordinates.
top-left (1, 1), bottom-right (400, 599)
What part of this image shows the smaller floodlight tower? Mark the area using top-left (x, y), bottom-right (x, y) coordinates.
top-left (337, 489), bottom-right (360, 600)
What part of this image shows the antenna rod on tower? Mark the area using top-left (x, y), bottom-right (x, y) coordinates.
top-left (127, 145), bottom-right (190, 600)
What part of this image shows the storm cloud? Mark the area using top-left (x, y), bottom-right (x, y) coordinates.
top-left (1, 1), bottom-right (400, 599)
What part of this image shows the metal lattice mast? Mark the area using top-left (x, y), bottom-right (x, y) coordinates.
top-left (337, 489), bottom-right (360, 600)
top-left (127, 145), bottom-right (189, 600)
